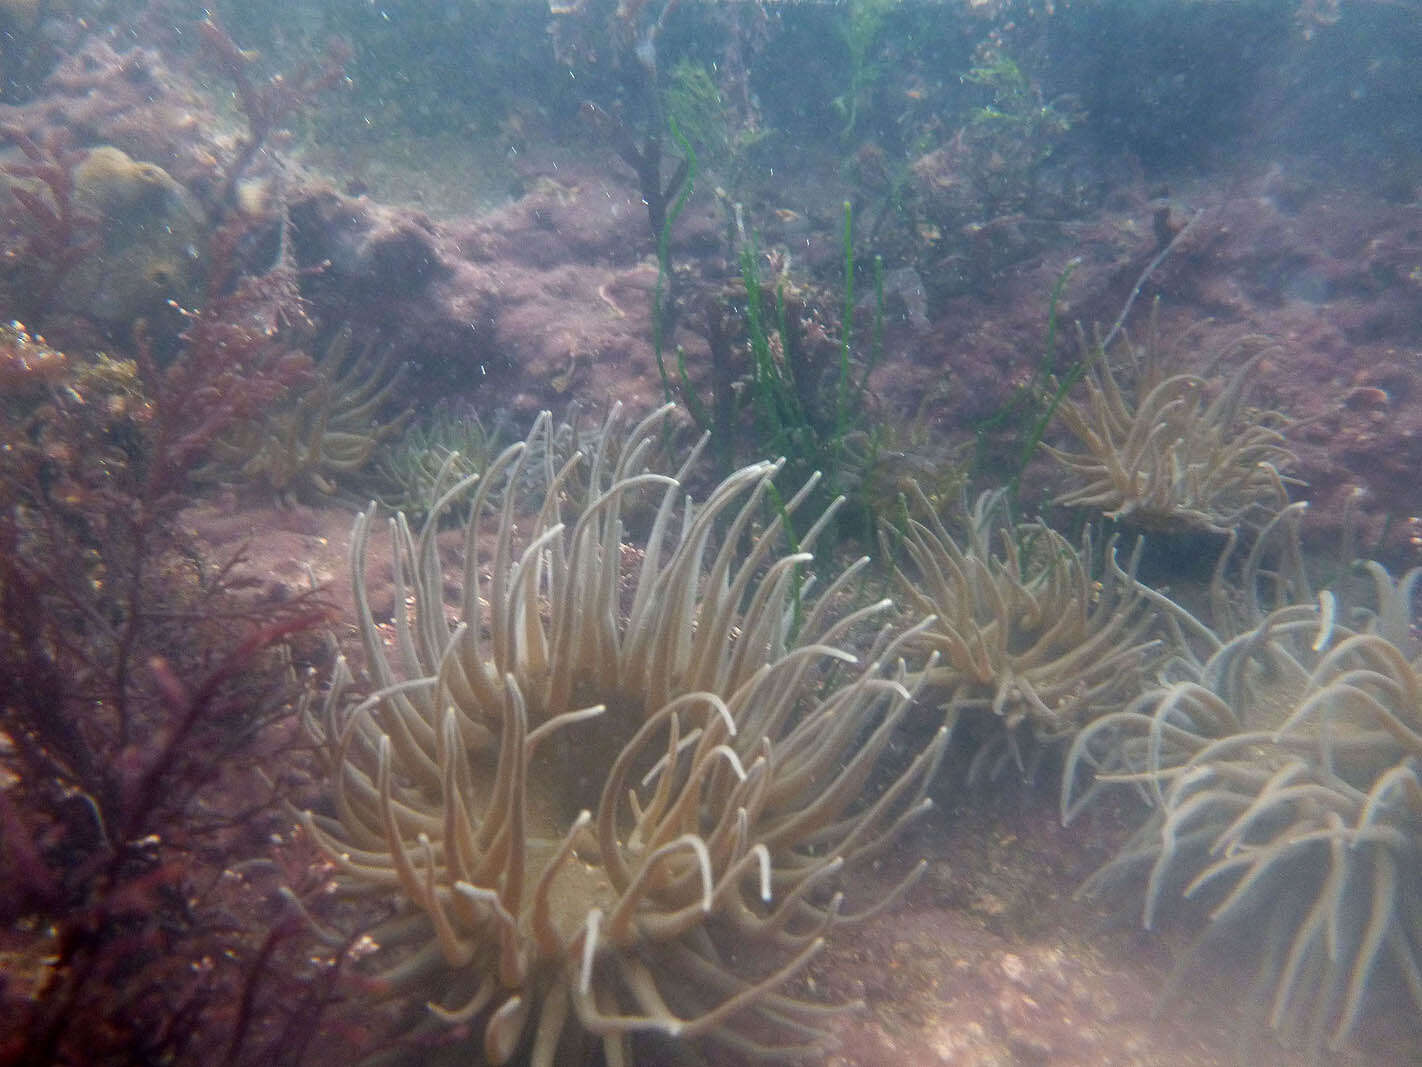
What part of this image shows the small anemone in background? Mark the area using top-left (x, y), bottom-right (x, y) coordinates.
top-left (370, 401), bottom-right (506, 522)
top-left (300, 404), bottom-right (948, 1065)
top-left (195, 326), bottom-right (410, 504)
top-left (1046, 308), bottom-right (1296, 535)
top-left (371, 401), bottom-right (612, 524)
top-left (889, 486), bottom-right (1169, 780)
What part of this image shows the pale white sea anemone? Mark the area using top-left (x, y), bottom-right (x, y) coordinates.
top-left (1063, 539), bottom-right (1422, 1051)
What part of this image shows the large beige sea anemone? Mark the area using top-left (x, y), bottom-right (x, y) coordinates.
top-left (301, 405), bottom-right (946, 1065)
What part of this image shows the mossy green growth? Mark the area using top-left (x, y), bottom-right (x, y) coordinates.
top-left (665, 59), bottom-right (729, 162)
top-left (672, 202), bottom-right (906, 547)
top-left (834, 0), bottom-right (898, 137)
top-left (663, 58), bottom-right (767, 193)
top-left (959, 51), bottom-right (1083, 215)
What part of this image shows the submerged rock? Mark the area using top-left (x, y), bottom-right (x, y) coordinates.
top-left (57, 145), bottom-right (206, 324)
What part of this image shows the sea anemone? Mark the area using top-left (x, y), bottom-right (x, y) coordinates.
top-left (890, 487), bottom-right (1167, 776)
top-left (372, 405), bottom-right (504, 521)
top-left (199, 327), bottom-right (410, 503)
top-left (301, 404), bottom-right (946, 1065)
top-left (1062, 543), bottom-right (1422, 1050)
top-left (1045, 312), bottom-right (1295, 534)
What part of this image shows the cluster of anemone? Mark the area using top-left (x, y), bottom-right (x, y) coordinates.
top-left (198, 328), bottom-right (411, 503)
top-left (1062, 511), bottom-right (1422, 1051)
top-left (890, 487), bottom-right (1168, 776)
top-left (1045, 312), bottom-right (1296, 535)
top-left (300, 405), bottom-right (947, 1065)
top-left (296, 313), bottom-right (1414, 1059)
